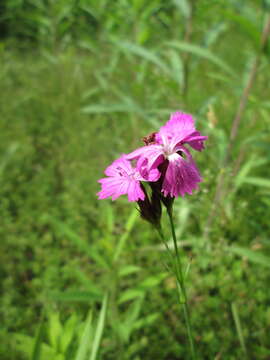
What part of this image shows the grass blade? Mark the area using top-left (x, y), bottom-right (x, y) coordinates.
top-left (166, 49), bottom-right (184, 86)
top-left (173, 0), bottom-right (191, 19)
top-left (113, 40), bottom-right (170, 74)
top-left (31, 320), bottom-right (44, 360)
top-left (231, 302), bottom-right (247, 357)
top-left (113, 209), bottom-right (138, 262)
top-left (50, 290), bottom-right (102, 303)
top-left (229, 246), bottom-right (270, 268)
top-left (167, 41), bottom-right (236, 77)
top-left (81, 104), bottom-right (133, 114)
top-left (75, 310), bottom-right (93, 360)
top-left (243, 177), bottom-right (270, 188)
top-left (89, 293), bottom-right (108, 360)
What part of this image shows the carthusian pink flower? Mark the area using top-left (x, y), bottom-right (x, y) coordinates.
top-left (127, 111), bottom-right (207, 198)
top-left (97, 155), bottom-right (159, 202)
top-left (97, 111), bottom-right (206, 350)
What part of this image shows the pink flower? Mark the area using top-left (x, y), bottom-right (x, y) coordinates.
top-left (127, 111), bottom-right (207, 198)
top-left (97, 155), bottom-right (159, 202)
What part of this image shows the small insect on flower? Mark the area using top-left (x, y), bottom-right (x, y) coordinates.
top-left (127, 111), bottom-right (208, 198)
top-left (97, 110), bottom-right (207, 218)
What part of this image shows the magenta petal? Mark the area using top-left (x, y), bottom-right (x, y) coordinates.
top-left (156, 111), bottom-right (208, 155)
top-left (104, 156), bottom-right (132, 177)
top-left (162, 155), bottom-right (202, 197)
top-left (127, 145), bottom-right (162, 162)
top-left (147, 168), bottom-right (161, 181)
top-left (127, 182), bottom-right (145, 202)
top-left (126, 146), bottom-right (152, 160)
top-left (182, 131), bottom-right (208, 151)
top-left (97, 178), bottom-right (125, 200)
top-left (97, 155), bottom-right (146, 202)
top-left (156, 111), bottom-right (196, 147)
top-left (166, 111), bottom-right (195, 131)
top-left (127, 145), bottom-right (163, 181)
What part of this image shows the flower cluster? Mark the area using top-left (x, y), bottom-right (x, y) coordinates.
top-left (97, 111), bottom-right (207, 226)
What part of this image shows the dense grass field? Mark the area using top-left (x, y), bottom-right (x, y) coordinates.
top-left (1, 1), bottom-right (270, 359)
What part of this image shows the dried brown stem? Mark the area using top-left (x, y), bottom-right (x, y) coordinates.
top-left (204, 15), bottom-right (270, 238)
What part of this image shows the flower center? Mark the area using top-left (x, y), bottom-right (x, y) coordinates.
top-left (167, 152), bottom-right (180, 162)
top-left (163, 142), bottom-right (180, 160)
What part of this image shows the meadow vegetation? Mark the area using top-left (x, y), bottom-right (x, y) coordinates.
top-left (1, 1), bottom-right (270, 359)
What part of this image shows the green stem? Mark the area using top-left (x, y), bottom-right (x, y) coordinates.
top-left (167, 208), bottom-right (197, 360)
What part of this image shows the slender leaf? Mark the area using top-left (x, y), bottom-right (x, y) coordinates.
top-left (14, 334), bottom-right (55, 360)
top-left (166, 49), bottom-right (184, 86)
top-left (118, 289), bottom-right (144, 304)
top-left (113, 40), bottom-right (170, 74)
top-left (118, 298), bottom-right (143, 342)
top-left (173, 0), bottom-right (191, 19)
top-left (75, 310), bottom-right (93, 360)
top-left (31, 320), bottom-right (45, 360)
top-left (243, 177), bottom-right (270, 188)
top-left (203, 23), bottom-right (228, 47)
top-left (167, 41), bottom-right (236, 76)
top-left (60, 313), bottom-right (78, 353)
top-left (89, 293), bottom-right (108, 360)
top-left (118, 265), bottom-right (142, 277)
top-left (82, 104), bottom-right (133, 114)
top-left (48, 313), bottom-right (62, 349)
top-left (50, 290), bottom-right (102, 303)
top-left (229, 246), bottom-right (270, 268)
top-left (139, 273), bottom-right (167, 289)
top-left (231, 302), bottom-right (247, 356)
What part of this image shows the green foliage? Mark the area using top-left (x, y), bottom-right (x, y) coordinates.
top-left (14, 312), bottom-right (81, 360)
top-left (1, 0), bottom-right (270, 359)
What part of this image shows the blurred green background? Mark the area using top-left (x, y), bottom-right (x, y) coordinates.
top-left (1, 0), bottom-right (270, 359)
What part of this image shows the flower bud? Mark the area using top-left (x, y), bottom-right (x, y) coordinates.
top-left (137, 183), bottom-right (162, 229)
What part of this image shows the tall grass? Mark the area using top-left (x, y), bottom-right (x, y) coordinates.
top-left (1, 1), bottom-right (270, 359)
